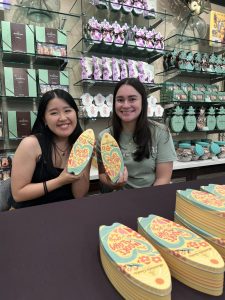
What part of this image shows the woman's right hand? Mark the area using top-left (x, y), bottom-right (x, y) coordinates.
top-left (106, 166), bottom-right (128, 190)
top-left (58, 168), bottom-right (83, 186)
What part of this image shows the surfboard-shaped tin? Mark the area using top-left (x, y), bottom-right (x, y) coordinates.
top-left (201, 184), bottom-right (225, 199)
top-left (177, 189), bottom-right (225, 217)
top-left (101, 132), bottom-right (124, 183)
top-left (138, 215), bottom-right (224, 273)
top-left (174, 211), bottom-right (225, 260)
top-left (99, 223), bottom-right (171, 297)
top-left (67, 129), bottom-right (95, 175)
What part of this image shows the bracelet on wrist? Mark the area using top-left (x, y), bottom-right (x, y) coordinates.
top-left (43, 181), bottom-right (48, 195)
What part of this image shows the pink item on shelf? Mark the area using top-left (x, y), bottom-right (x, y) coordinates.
top-left (99, 104), bottom-right (111, 117)
top-left (134, 27), bottom-right (146, 49)
top-left (102, 57), bottom-right (113, 80)
top-left (137, 61), bottom-right (148, 83)
top-left (120, 59), bottom-right (128, 79)
top-left (81, 57), bottom-right (93, 80)
top-left (143, 0), bottom-right (156, 19)
top-left (112, 21), bottom-right (125, 47)
top-left (154, 32), bottom-right (164, 51)
top-left (92, 56), bottom-right (103, 80)
top-left (86, 104), bottom-right (99, 118)
top-left (122, 0), bottom-right (133, 13)
top-left (128, 59), bottom-right (139, 78)
top-left (112, 57), bottom-right (121, 81)
top-left (86, 17), bottom-right (102, 43)
top-left (110, 0), bottom-right (122, 10)
top-left (101, 19), bottom-right (114, 45)
top-left (133, 0), bottom-right (144, 15)
top-left (145, 30), bottom-right (155, 51)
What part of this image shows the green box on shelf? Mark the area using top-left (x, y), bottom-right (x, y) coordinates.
top-left (161, 89), bottom-right (188, 102)
top-left (217, 92), bottom-right (225, 102)
top-left (7, 111), bottom-right (37, 139)
top-left (204, 91), bottom-right (218, 102)
top-left (35, 26), bottom-right (67, 57)
top-left (188, 90), bottom-right (204, 102)
top-left (1, 21), bottom-right (35, 54)
top-left (38, 69), bottom-right (69, 94)
top-left (4, 67), bottom-right (37, 97)
top-left (205, 84), bottom-right (219, 92)
top-left (180, 83), bottom-right (193, 93)
top-left (194, 84), bottom-right (206, 92)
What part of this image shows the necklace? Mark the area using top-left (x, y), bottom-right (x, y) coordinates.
top-left (55, 144), bottom-right (70, 156)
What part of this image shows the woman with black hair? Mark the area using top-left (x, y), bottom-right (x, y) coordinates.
top-left (97, 78), bottom-right (177, 191)
top-left (9, 89), bottom-right (90, 208)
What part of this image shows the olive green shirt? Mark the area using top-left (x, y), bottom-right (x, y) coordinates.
top-left (97, 122), bottom-right (177, 189)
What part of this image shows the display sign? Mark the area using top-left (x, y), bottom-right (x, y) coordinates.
top-left (209, 10), bottom-right (225, 46)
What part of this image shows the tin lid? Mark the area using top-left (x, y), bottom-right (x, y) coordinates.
top-left (196, 141), bottom-right (209, 147)
top-left (179, 143), bottom-right (192, 149)
top-left (194, 144), bottom-right (204, 156)
top-left (210, 142), bottom-right (221, 155)
top-left (214, 141), bottom-right (225, 146)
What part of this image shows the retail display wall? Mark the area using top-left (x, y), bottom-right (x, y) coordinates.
top-left (0, 0), bottom-right (225, 182)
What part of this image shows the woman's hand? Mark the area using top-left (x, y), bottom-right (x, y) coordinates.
top-left (106, 166), bottom-right (128, 190)
top-left (58, 168), bottom-right (84, 186)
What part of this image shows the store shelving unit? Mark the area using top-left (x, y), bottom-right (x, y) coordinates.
top-left (0, 1), bottom-right (82, 152)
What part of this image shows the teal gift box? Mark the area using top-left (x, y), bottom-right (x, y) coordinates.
top-left (188, 91), bottom-right (204, 102)
top-left (38, 69), bottom-right (69, 94)
top-left (7, 111), bottom-right (37, 139)
top-left (1, 21), bottom-right (35, 54)
top-left (35, 26), bottom-right (67, 57)
top-left (4, 67), bottom-right (37, 97)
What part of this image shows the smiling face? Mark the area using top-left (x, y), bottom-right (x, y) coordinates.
top-left (44, 97), bottom-right (77, 139)
top-left (114, 84), bottom-right (142, 127)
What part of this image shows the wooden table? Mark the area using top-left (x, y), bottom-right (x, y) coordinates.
top-left (0, 176), bottom-right (225, 300)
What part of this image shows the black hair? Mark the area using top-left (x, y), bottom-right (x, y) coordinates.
top-left (31, 89), bottom-right (83, 167)
top-left (112, 78), bottom-right (152, 162)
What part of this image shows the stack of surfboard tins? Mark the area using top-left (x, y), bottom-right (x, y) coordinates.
top-left (201, 184), bottom-right (225, 199)
top-left (100, 132), bottom-right (124, 183)
top-left (67, 128), bottom-right (95, 175)
top-left (99, 223), bottom-right (172, 300)
top-left (174, 211), bottom-right (225, 261)
top-left (175, 189), bottom-right (225, 240)
top-left (138, 215), bottom-right (225, 296)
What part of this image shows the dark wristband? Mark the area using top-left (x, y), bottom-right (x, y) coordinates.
top-left (43, 181), bottom-right (48, 195)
